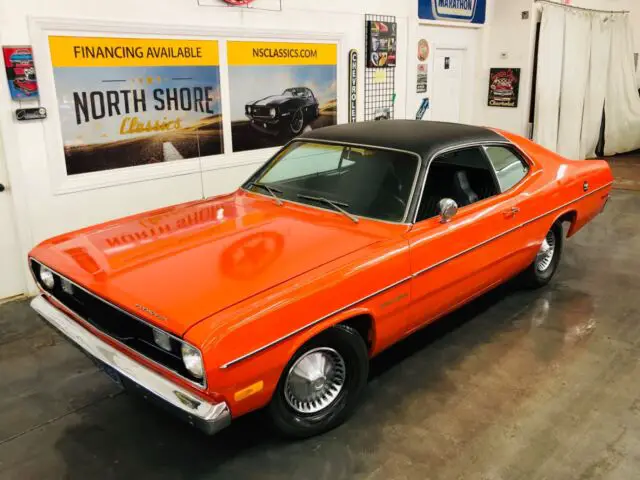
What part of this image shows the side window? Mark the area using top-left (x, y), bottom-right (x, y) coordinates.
top-left (484, 146), bottom-right (529, 192)
top-left (416, 147), bottom-right (500, 222)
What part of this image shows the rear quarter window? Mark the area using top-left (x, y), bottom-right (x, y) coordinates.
top-left (484, 146), bottom-right (529, 192)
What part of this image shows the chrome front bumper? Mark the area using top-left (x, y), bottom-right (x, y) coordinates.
top-left (31, 295), bottom-right (231, 435)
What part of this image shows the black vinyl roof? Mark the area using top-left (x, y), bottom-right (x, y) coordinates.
top-left (299, 120), bottom-right (507, 159)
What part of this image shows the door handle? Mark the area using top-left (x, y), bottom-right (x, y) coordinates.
top-left (503, 206), bottom-right (520, 218)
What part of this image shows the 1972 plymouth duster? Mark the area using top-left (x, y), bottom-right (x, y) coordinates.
top-left (245, 87), bottom-right (320, 136)
top-left (30, 121), bottom-right (613, 438)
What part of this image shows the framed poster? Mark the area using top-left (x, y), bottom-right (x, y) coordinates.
top-left (227, 41), bottom-right (337, 152)
top-left (3, 46), bottom-right (38, 99)
top-left (366, 21), bottom-right (397, 68)
top-left (419, 0), bottom-right (487, 24)
top-left (49, 36), bottom-right (223, 175)
top-left (488, 68), bottom-right (521, 108)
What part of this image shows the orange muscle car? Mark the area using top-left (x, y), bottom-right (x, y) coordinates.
top-left (29, 120), bottom-right (613, 438)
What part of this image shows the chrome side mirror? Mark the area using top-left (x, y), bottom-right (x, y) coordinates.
top-left (438, 198), bottom-right (458, 223)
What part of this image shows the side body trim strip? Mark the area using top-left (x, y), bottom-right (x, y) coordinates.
top-left (220, 180), bottom-right (613, 369)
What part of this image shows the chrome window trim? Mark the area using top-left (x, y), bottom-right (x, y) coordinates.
top-left (30, 258), bottom-right (207, 390)
top-left (411, 140), bottom-right (513, 224)
top-left (241, 138), bottom-right (423, 225)
top-left (221, 180), bottom-right (613, 369)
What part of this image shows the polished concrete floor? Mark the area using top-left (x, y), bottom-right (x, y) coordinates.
top-left (1, 190), bottom-right (640, 480)
top-left (606, 151), bottom-right (640, 192)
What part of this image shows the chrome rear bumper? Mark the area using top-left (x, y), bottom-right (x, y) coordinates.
top-left (31, 295), bottom-right (231, 435)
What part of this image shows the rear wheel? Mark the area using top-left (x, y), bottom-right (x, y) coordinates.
top-left (267, 325), bottom-right (369, 438)
top-left (520, 222), bottom-right (564, 288)
top-left (289, 109), bottom-right (304, 135)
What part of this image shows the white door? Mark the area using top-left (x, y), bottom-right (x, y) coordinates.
top-left (0, 133), bottom-right (25, 300)
top-left (431, 49), bottom-right (465, 123)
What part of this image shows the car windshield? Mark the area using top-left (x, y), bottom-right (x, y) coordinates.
top-left (283, 89), bottom-right (303, 97)
top-left (244, 141), bottom-right (420, 222)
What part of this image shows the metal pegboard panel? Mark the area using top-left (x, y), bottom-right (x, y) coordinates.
top-left (364, 14), bottom-right (396, 122)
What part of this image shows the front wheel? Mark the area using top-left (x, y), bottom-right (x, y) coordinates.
top-left (520, 222), bottom-right (564, 288)
top-left (267, 325), bottom-right (369, 438)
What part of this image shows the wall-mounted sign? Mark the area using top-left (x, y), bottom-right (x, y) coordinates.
top-left (416, 64), bottom-right (428, 93)
top-left (416, 97), bottom-right (429, 120)
top-left (348, 49), bottom-right (358, 123)
top-left (227, 41), bottom-right (337, 152)
top-left (488, 67), bottom-right (521, 108)
top-left (419, 0), bottom-right (487, 24)
top-left (417, 39), bottom-right (430, 62)
top-left (3, 46), bottom-right (38, 99)
top-left (49, 36), bottom-right (223, 175)
top-left (198, 0), bottom-right (281, 10)
top-left (366, 21), bottom-right (397, 68)
top-left (16, 107), bottom-right (47, 121)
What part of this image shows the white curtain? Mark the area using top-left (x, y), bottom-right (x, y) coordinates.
top-left (580, 14), bottom-right (612, 159)
top-left (556, 8), bottom-right (591, 158)
top-left (603, 14), bottom-right (640, 155)
top-left (534, 4), bottom-right (640, 159)
top-left (533, 5), bottom-right (565, 154)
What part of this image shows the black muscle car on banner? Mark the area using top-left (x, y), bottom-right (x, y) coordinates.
top-left (245, 87), bottom-right (320, 136)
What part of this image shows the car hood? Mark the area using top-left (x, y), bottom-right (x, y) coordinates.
top-left (32, 191), bottom-right (385, 336)
top-left (250, 95), bottom-right (293, 107)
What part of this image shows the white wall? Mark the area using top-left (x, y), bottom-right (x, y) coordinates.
top-left (0, 0), bottom-right (413, 294)
top-left (478, 0), bottom-right (537, 136)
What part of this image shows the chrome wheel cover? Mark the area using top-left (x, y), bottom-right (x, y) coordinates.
top-left (291, 110), bottom-right (304, 133)
top-left (536, 230), bottom-right (556, 272)
top-left (284, 347), bottom-right (346, 414)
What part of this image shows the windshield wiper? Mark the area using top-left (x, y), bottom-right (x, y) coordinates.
top-left (297, 194), bottom-right (359, 223)
top-left (248, 182), bottom-right (283, 206)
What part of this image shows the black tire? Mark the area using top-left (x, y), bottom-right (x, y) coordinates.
top-left (520, 222), bottom-right (564, 288)
top-left (289, 109), bottom-right (304, 135)
top-left (267, 325), bottom-right (369, 439)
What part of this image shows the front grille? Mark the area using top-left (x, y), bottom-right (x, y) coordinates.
top-left (30, 259), bottom-right (205, 388)
top-left (250, 106), bottom-right (273, 117)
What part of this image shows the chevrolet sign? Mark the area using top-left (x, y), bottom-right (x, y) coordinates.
top-left (419, 0), bottom-right (486, 24)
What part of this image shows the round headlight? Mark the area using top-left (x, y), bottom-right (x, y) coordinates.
top-left (247, 106), bottom-right (252, 114)
top-left (181, 343), bottom-right (204, 379)
top-left (40, 267), bottom-right (55, 289)
top-left (269, 108), bottom-right (276, 118)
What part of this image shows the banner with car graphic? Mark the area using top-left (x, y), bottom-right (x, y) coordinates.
top-left (49, 36), bottom-right (223, 175)
top-left (227, 41), bottom-right (337, 152)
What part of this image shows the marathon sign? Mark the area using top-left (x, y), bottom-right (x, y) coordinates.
top-left (419, 0), bottom-right (486, 24)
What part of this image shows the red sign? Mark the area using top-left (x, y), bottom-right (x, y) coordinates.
top-left (223, 0), bottom-right (255, 4)
top-left (3, 45), bottom-right (38, 99)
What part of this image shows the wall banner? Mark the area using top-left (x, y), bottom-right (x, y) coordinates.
top-left (419, 0), bottom-right (487, 24)
top-left (49, 36), bottom-right (223, 175)
top-left (227, 40), bottom-right (337, 152)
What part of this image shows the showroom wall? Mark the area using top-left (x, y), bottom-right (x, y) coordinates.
top-left (1, 0), bottom-right (637, 297)
top-left (0, 0), bottom-right (413, 295)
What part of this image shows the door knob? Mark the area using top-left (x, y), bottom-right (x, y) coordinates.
top-left (0, 183), bottom-right (5, 192)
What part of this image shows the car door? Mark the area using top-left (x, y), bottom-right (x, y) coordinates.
top-left (404, 144), bottom-right (534, 333)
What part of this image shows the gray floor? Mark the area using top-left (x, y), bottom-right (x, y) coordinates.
top-left (1, 190), bottom-right (639, 480)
